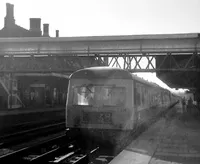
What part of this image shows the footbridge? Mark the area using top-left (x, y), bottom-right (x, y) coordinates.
top-left (0, 33), bottom-right (200, 90)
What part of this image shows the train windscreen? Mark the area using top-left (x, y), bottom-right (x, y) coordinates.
top-left (72, 85), bottom-right (126, 106)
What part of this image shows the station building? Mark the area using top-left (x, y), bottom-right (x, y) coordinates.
top-left (0, 3), bottom-right (68, 109)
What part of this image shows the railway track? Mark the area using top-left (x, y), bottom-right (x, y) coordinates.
top-left (0, 118), bottom-right (65, 136)
top-left (0, 104), bottom-right (178, 164)
top-left (0, 134), bottom-right (101, 164)
top-left (0, 124), bottom-right (113, 164)
top-left (0, 121), bottom-right (65, 148)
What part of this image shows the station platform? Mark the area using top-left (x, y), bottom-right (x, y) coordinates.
top-left (109, 106), bottom-right (200, 164)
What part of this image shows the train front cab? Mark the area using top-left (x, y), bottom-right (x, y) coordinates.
top-left (65, 67), bottom-right (137, 142)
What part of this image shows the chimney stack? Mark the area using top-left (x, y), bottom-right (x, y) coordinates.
top-left (29, 18), bottom-right (41, 35)
top-left (56, 30), bottom-right (59, 37)
top-left (4, 3), bottom-right (15, 28)
top-left (43, 24), bottom-right (49, 37)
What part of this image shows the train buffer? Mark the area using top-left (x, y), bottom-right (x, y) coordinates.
top-left (109, 107), bottom-right (200, 164)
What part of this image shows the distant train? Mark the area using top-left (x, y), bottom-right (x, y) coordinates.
top-left (65, 67), bottom-right (180, 144)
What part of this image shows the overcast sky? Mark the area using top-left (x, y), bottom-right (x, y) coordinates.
top-left (0, 0), bottom-right (200, 37)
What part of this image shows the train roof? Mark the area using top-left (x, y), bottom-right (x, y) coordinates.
top-left (70, 66), bottom-right (169, 91)
top-left (70, 67), bottom-right (133, 79)
top-left (131, 74), bottom-right (166, 90)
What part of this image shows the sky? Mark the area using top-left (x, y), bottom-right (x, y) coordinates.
top-left (0, 0), bottom-right (200, 37)
top-left (0, 0), bottom-right (198, 94)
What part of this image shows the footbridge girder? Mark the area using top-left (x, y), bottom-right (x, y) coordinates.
top-left (0, 52), bottom-right (199, 73)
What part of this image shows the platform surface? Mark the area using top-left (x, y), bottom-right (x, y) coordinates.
top-left (109, 105), bottom-right (200, 164)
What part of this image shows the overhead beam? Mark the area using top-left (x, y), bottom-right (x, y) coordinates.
top-left (0, 68), bottom-right (198, 74)
top-left (0, 34), bottom-right (200, 56)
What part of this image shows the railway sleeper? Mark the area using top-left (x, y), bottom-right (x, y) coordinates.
top-left (49, 146), bottom-right (99, 164)
top-left (0, 135), bottom-right (66, 163)
top-left (20, 139), bottom-right (76, 163)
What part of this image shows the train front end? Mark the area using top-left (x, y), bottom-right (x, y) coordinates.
top-left (65, 67), bottom-right (135, 145)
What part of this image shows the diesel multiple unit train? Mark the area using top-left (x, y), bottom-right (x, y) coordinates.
top-left (66, 67), bottom-right (180, 144)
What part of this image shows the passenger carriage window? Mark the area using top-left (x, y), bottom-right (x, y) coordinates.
top-left (72, 85), bottom-right (126, 106)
